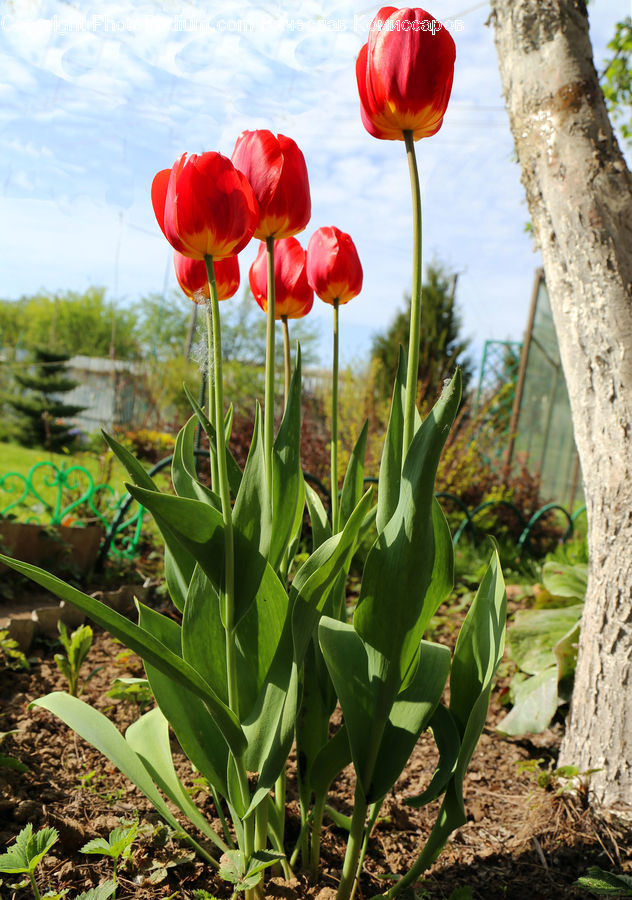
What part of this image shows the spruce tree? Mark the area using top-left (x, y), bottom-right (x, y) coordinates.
top-left (370, 262), bottom-right (473, 408)
top-left (8, 347), bottom-right (85, 451)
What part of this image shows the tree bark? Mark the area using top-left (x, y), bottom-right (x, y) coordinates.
top-left (490, 0), bottom-right (632, 808)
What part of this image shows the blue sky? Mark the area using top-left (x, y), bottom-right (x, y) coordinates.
top-left (0, 0), bottom-right (627, 370)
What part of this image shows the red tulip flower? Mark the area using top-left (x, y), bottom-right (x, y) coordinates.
top-left (174, 251), bottom-right (240, 303)
top-left (232, 131), bottom-right (311, 240)
top-left (307, 227), bottom-right (363, 306)
top-left (356, 7), bottom-right (456, 141)
top-left (152, 152), bottom-right (258, 260)
top-left (249, 237), bottom-right (313, 319)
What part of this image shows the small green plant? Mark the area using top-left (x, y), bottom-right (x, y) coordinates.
top-left (0, 628), bottom-right (30, 670)
top-left (106, 677), bottom-right (154, 713)
top-left (81, 824), bottom-right (138, 897)
top-left (54, 622), bottom-right (100, 697)
top-left (575, 866), bottom-right (632, 896)
top-left (516, 758), bottom-right (600, 796)
top-left (76, 770), bottom-right (126, 804)
top-left (0, 730), bottom-right (28, 772)
top-left (0, 823), bottom-right (58, 900)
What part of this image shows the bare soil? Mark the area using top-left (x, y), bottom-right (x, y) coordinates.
top-left (1, 587), bottom-right (631, 899)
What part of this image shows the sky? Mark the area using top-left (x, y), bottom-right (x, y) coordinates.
top-left (0, 0), bottom-right (628, 373)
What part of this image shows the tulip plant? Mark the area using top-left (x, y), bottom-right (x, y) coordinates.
top-left (0, 8), bottom-right (506, 900)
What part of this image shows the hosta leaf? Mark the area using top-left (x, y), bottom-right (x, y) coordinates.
top-left (507, 606), bottom-right (582, 676)
top-left (542, 561), bottom-right (587, 601)
top-left (497, 667), bottom-right (559, 735)
top-left (75, 883), bottom-right (116, 900)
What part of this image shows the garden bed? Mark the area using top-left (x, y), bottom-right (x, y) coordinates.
top-left (1, 590), bottom-right (630, 899)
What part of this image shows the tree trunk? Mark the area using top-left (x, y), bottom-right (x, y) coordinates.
top-left (490, 0), bottom-right (632, 808)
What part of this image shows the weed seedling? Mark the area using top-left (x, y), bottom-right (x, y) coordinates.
top-left (54, 622), bottom-right (101, 697)
top-left (80, 824), bottom-right (138, 897)
top-left (0, 823), bottom-right (58, 899)
top-left (0, 628), bottom-right (30, 670)
top-left (105, 677), bottom-right (154, 713)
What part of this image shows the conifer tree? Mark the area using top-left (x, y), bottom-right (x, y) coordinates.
top-left (8, 347), bottom-right (85, 451)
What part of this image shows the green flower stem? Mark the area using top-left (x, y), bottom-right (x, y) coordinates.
top-left (255, 799), bottom-right (268, 853)
top-left (264, 235), bottom-right (276, 492)
top-left (204, 256), bottom-right (237, 717)
top-left (206, 326), bottom-right (219, 493)
top-left (212, 785), bottom-right (235, 849)
top-left (29, 873), bottom-right (42, 900)
top-left (336, 782), bottom-right (368, 900)
top-left (274, 769), bottom-right (286, 859)
top-left (282, 315), bottom-right (291, 410)
top-left (309, 791), bottom-right (327, 878)
top-left (402, 129), bottom-right (423, 460)
top-left (331, 298), bottom-right (340, 533)
top-left (350, 799), bottom-right (383, 900)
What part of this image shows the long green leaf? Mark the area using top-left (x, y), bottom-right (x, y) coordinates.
top-left (0, 555), bottom-right (245, 757)
top-left (270, 345), bottom-right (303, 570)
top-left (102, 431), bottom-right (194, 611)
top-left (339, 420), bottom-right (369, 530)
top-left (32, 693), bottom-right (182, 829)
top-left (125, 484), bottom-right (267, 628)
top-left (181, 566), bottom-right (228, 705)
top-left (125, 707), bottom-right (226, 855)
top-left (138, 602), bottom-right (230, 797)
top-left (172, 416), bottom-right (220, 508)
top-left (292, 489), bottom-right (373, 664)
top-left (305, 482), bottom-right (332, 551)
top-left (318, 618), bottom-right (375, 793)
top-left (406, 703), bottom-right (460, 807)
top-left (232, 405), bottom-right (270, 566)
top-left (354, 371), bottom-right (461, 683)
top-left (183, 383), bottom-right (242, 497)
top-left (365, 640), bottom-right (451, 803)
